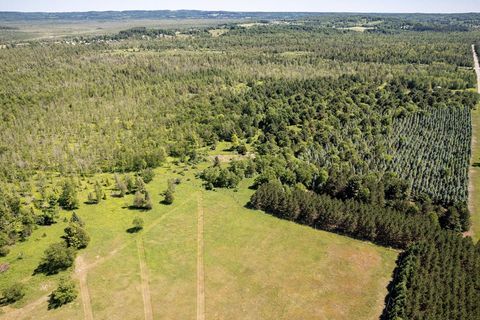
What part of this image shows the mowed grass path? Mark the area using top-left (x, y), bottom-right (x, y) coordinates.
top-left (0, 163), bottom-right (397, 319)
top-left (469, 104), bottom-right (480, 242)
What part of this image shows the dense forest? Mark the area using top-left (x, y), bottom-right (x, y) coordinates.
top-left (1, 13), bottom-right (480, 318)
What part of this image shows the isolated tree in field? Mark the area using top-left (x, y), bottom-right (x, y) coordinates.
top-left (133, 191), bottom-right (145, 208)
top-left (38, 242), bottom-right (76, 275)
top-left (58, 179), bottom-right (79, 210)
top-left (144, 191), bottom-right (152, 210)
top-left (132, 216), bottom-right (144, 232)
top-left (115, 174), bottom-right (127, 197)
top-left (163, 181), bottom-right (175, 205)
top-left (48, 277), bottom-right (78, 309)
top-left (63, 224), bottom-right (90, 249)
top-left (163, 188), bottom-right (174, 204)
top-left (94, 181), bottom-right (103, 203)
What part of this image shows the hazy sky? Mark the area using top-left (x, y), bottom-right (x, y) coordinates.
top-left (0, 0), bottom-right (479, 13)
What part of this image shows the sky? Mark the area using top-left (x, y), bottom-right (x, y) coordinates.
top-left (0, 0), bottom-right (479, 13)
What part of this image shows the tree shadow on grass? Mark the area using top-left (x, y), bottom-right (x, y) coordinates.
top-left (32, 263), bottom-right (67, 276)
top-left (126, 227), bottom-right (142, 234)
top-left (127, 205), bottom-right (150, 212)
top-left (379, 251), bottom-right (407, 320)
top-left (473, 162), bottom-right (480, 167)
top-left (0, 297), bottom-right (10, 307)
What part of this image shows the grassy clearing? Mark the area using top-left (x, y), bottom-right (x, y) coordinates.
top-left (0, 161), bottom-right (397, 319)
top-left (469, 104), bottom-right (480, 241)
top-left (338, 26), bottom-right (375, 32)
top-left (203, 179), bottom-right (397, 319)
top-left (208, 29), bottom-right (229, 37)
top-left (0, 19), bottom-right (236, 42)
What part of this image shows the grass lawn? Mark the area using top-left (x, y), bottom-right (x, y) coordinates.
top-left (0, 160), bottom-right (398, 320)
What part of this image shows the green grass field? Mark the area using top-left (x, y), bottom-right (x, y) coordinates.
top-left (469, 103), bottom-right (480, 242)
top-left (0, 157), bottom-right (398, 320)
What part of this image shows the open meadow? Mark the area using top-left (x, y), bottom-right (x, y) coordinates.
top-left (0, 157), bottom-right (397, 320)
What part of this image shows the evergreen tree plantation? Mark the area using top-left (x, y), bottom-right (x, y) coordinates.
top-left (0, 9), bottom-right (480, 320)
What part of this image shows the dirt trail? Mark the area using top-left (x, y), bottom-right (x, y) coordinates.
top-left (137, 238), bottom-right (153, 320)
top-left (75, 256), bottom-right (94, 320)
top-left (467, 44), bottom-right (480, 239)
top-left (196, 194), bottom-right (206, 320)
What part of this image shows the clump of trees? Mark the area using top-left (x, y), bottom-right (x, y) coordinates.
top-left (250, 181), bottom-right (439, 249)
top-left (131, 177), bottom-right (152, 210)
top-left (132, 190), bottom-right (152, 210)
top-left (87, 181), bottom-right (105, 204)
top-left (36, 213), bottom-right (90, 274)
top-left (36, 242), bottom-right (77, 275)
top-left (199, 159), bottom-right (256, 189)
top-left (63, 223), bottom-right (90, 249)
top-left (139, 168), bottom-right (155, 184)
top-left (48, 277), bottom-right (78, 309)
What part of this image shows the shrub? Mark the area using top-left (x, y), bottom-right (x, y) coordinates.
top-left (63, 224), bottom-right (90, 249)
top-left (58, 179), bottom-right (79, 210)
top-left (37, 242), bottom-right (76, 275)
top-left (163, 189), bottom-right (174, 205)
top-left (0, 246), bottom-right (9, 257)
top-left (1, 283), bottom-right (25, 304)
top-left (132, 217), bottom-right (144, 232)
top-left (139, 168), bottom-right (155, 184)
top-left (48, 277), bottom-right (78, 309)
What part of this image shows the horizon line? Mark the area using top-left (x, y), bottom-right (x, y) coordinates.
top-left (1, 9), bottom-right (479, 15)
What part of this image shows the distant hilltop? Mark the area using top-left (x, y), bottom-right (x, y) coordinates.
top-left (0, 10), bottom-right (479, 22)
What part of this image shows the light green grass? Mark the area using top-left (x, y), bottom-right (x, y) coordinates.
top-left (0, 162), bottom-right (397, 319)
top-left (469, 105), bottom-right (480, 241)
top-left (203, 179), bottom-right (397, 319)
